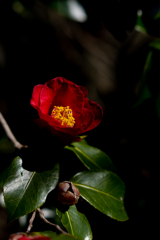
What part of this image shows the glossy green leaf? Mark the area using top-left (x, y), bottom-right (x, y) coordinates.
top-left (3, 156), bottom-right (59, 222)
top-left (56, 205), bottom-right (92, 240)
top-left (65, 139), bottom-right (116, 173)
top-left (55, 234), bottom-right (79, 240)
top-left (70, 171), bottom-right (128, 221)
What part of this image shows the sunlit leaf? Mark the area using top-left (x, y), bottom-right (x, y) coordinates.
top-left (49, 0), bottom-right (87, 22)
top-left (3, 156), bottom-right (59, 222)
top-left (70, 171), bottom-right (128, 221)
top-left (56, 205), bottom-right (92, 240)
top-left (65, 139), bottom-right (116, 173)
top-left (135, 10), bottom-right (147, 33)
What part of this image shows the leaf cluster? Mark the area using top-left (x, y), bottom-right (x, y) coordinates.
top-left (1, 138), bottom-right (128, 240)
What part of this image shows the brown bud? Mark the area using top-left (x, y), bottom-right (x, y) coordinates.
top-left (57, 181), bottom-right (80, 205)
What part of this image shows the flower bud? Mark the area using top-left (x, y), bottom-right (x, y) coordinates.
top-left (57, 181), bottom-right (80, 205)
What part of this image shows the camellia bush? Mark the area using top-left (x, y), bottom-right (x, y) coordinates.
top-left (0, 77), bottom-right (128, 240)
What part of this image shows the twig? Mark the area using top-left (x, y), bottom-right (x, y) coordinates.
top-left (26, 210), bottom-right (37, 233)
top-left (0, 112), bottom-right (28, 149)
top-left (37, 208), bottom-right (69, 235)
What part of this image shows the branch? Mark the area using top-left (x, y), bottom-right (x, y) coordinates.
top-left (0, 112), bottom-right (28, 149)
top-left (37, 208), bottom-right (69, 235)
top-left (26, 210), bottom-right (37, 233)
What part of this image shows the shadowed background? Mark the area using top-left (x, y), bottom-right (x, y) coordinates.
top-left (0, 0), bottom-right (160, 239)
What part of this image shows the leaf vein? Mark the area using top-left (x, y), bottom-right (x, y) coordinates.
top-left (10, 172), bottom-right (35, 219)
top-left (66, 211), bottom-right (74, 235)
top-left (74, 147), bottom-right (101, 169)
top-left (73, 183), bottom-right (122, 202)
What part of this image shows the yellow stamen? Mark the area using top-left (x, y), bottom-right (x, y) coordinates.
top-left (51, 106), bottom-right (75, 128)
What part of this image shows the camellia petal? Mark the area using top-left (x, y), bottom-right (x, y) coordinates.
top-left (30, 84), bottom-right (43, 108)
top-left (83, 98), bottom-right (103, 131)
top-left (77, 108), bottom-right (94, 134)
top-left (79, 85), bottom-right (88, 98)
top-left (39, 78), bottom-right (63, 115)
top-left (30, 77), bottom-right (103, 143)
top-left (39, 78), bottom-right (84, 117)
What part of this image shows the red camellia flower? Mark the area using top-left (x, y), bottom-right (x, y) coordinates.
top-left (30, 77), bottom-right (103, 142)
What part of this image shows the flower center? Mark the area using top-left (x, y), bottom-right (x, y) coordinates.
top-left (51, 106), bottom-right (75, 128)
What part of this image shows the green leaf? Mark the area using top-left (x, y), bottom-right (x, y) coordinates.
top-left (31, 231), bottom-right (78, 239)
top-left (133, 51), bottom-right (152, 108)
top-left (30, 231), bottom-right (57, 239)
top-left (49, 0), bottom-right (87, 22)
top-left (0, 135), bottom-right (15, 154)
top-left (56, 205), bottom-right (93, 240)
top-left (70, 171), bottom-right (128, 221)
top-left (56, 235), bottom-right (79, 240)
top-left (0, 167), bottom-right (9, 189)
top-left (149, 39), bottom-right (160, 50)
top-left (65, 139), bottom-right (116, 173)
top-left (154, 9), bottom-right (160, 19)
top-left (133, 85), bottom-right (152, 108)
top-left (3, 156), bottom-right (59, 222)
top-left (135, 11), bottom-right (147, 33)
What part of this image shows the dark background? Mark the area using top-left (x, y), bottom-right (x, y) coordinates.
top-left (0, 0), bottom-right (160, 239)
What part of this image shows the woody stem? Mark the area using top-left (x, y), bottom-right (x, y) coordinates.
top-left (37, 208), bottom-right (69, 235)
top-left (26, 210), bottom-right (37, 233)
top-left (0, 112), bottom-right (28, 149)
